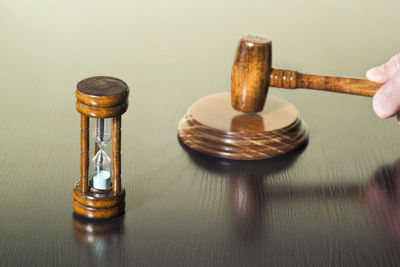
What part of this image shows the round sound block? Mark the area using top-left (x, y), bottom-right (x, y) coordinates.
top-left (178, 92), bottom-right (308, 160)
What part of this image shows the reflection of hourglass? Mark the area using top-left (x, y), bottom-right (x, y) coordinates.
top-left (72, 214), bottom-right (124, 266)
top-left (92, 118), bottom-right (112, 190)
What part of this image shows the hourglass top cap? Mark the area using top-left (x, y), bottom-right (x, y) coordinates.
top-left (76, 76), bottom-right (129, 118)
top-left (77, 76), bottom-right (129, 107)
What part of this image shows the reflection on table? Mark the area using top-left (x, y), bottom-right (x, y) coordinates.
top-left (366, 159), bottom-right (400, 239)
top-left (73, 214), bottom-right (125, 266)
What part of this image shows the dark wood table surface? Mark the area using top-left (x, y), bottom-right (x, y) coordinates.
top-left (2, 1), bottom-right (400, 266)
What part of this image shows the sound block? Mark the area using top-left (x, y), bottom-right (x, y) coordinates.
top-left (178, 92), bottom-right (308, 160)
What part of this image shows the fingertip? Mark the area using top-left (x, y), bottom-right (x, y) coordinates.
top-left (366, 68), bottom-right (376, 80)
top-left (366, 67), bottom-right (387, 83)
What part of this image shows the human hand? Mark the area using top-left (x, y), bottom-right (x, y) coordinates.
top-left (366, 54), bottom-right (400, 121)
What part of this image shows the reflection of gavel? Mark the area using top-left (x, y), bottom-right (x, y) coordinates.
top-left (232, 34), bottom-right (382, 113)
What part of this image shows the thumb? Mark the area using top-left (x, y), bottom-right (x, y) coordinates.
top-left (366, 53), bottom-right (400, 83)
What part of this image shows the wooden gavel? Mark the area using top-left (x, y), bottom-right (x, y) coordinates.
top-left (231, 34), bottom-right (382, 113)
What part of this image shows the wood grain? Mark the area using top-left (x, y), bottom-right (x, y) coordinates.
top-left (75, 100), bottom-right (128, 118)
top-left (231, 34), bottom-right (382, 113)
top-left (73, 182), bottom-right (125, 219)
top-left (80, 114), bottom-right (89, 193)
top-left (231, 34), bottom-right (271, 113)
top-left (270, 69), bottom-right (381, 97)
top-left (112, 116), bottom-right (122, 193)
top-left (76, 76), bottom-right (129, 118)
top-left (76, 76), bottom-right (129, 107)
top-left (178, 92), bottom-right (308, 160)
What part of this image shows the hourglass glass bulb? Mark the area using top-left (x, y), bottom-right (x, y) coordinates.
top-left (92, 118), bottom-right (112, 190)
top-left (95, 118), bottom-right (112, 148)
top-left (92, 150), bottom-right (111, 190)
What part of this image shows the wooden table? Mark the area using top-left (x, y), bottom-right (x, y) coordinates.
top-left (2, 1), bottom-right (400, 266)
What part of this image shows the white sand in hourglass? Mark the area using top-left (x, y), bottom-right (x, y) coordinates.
top-left (93, 169), bottom-right (111, 190)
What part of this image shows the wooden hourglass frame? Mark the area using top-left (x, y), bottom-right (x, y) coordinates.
top-left (73, 76), bottom-right (129, 220)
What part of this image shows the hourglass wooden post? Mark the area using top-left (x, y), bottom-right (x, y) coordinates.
top-left (73, 76), bottom-right (129, 220)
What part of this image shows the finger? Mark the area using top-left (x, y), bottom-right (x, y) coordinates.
top-left (372, 73), bottom-right (400, 118)
top-left (366, 53), bottom-right (400, 83)
top-left (397, 112), bottom-right (400, 123)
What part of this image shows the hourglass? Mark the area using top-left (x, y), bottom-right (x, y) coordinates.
top-left (73, 76), bottom-right (129, 220)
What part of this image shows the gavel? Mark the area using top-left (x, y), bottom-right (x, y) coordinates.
top-left (231, 34), bottom-right (382, 113)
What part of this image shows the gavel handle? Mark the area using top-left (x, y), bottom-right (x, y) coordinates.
top-left (270, 69), bottom-right (382, 97)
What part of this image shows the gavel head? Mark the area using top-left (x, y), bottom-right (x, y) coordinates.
top-left (231, 34), bottom-right (272, 113)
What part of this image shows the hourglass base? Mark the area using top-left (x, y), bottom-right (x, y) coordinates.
top-left (73, 181), bottom-right (125, 220)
